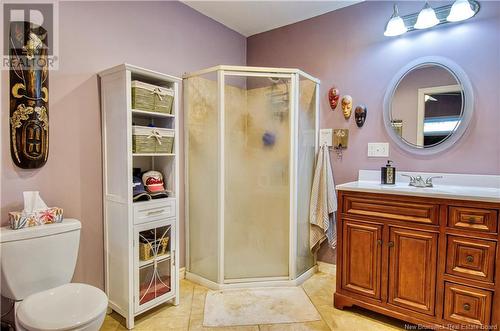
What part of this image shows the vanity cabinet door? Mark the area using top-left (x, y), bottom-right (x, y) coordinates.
top-left (341, 220), bottom-right (383, 300)
top-left (388, 227), bottom-right (438, 316)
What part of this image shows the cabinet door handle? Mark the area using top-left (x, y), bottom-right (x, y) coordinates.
top-left (388, 241), bottom-right (394, 247)
top-left (463, 303), bottom-right (471, 311)
top-left (377, 239), bottom-right (383, 246)
top-left (466, 255), bottom-right (474, 263)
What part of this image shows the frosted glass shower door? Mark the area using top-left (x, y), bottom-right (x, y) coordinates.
top-left (224, 74), bottom-right (291, 281)
top-left (296, 77), bottom-right (317, 276)
top-left (185, 74), bottom-right (219, 282)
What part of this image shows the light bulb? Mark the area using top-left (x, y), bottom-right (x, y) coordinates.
top-left (414, 2), bottom-right (439, 29)
top-left (384, 4), bottom-right (407, 36)
top-left (447, 0), bottom-right (476, 22)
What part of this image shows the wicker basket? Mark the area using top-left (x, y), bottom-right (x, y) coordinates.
top-left (132, 126), bottom-right (174, 154)
top-left (131, 81), bottom-right (174, 114)
top-left (139, 237), bottom-right (170, 261)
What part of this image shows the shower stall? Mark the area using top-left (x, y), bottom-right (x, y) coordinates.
top-left (184, 66), bottom-right (319, 289)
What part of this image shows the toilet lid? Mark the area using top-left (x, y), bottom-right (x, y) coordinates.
top-left (17, 283), bottom-right (108, 331)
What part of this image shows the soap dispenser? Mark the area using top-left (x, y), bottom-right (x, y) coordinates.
top-left (381, 160), bottom-right (396, 185)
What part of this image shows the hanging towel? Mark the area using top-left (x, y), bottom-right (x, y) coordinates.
top-left (309, 144), bottom-right (337, 252)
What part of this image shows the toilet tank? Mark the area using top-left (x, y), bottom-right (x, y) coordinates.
top-left (0, 219), bottom-right (81, 300)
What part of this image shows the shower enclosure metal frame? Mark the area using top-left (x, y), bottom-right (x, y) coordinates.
top-left (184, 66), bottom-right (320, 289)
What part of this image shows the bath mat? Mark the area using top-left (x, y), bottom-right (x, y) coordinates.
top-left (203, 287), bottom-right (321, 327)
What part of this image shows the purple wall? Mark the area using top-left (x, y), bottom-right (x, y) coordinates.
top-left (1, 1), bottom-right (246, 289)
top-left (247, 1), bottom-right (500, 263)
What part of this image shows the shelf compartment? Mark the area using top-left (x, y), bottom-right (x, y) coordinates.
top-left (138, 258), bottom-right (172, 305)
top-left (132, 113), bottom-right (174, 130)
top-left (139, 236), bottom-right (169, 261)
top-left (138, 226), bottom-right (171, 260)
top-left (132, 156), bottom-right (176, 200)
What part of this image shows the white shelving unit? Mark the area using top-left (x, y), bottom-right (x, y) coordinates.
top-left (99, 64), bottom-right (180, 329)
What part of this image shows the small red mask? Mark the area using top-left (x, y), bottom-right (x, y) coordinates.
top-left (328, 87), bottom-right (340, 110)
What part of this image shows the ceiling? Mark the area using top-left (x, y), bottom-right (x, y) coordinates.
top-left (182, 1), bottom-right (363, 37)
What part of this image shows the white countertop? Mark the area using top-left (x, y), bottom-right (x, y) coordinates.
top-left (336, 171), bottom-right (500, 203)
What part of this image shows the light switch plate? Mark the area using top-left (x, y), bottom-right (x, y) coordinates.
top-left (319, 129), bottom-right (333, 147)
top-left (368, 143), bottom-right (389, 157)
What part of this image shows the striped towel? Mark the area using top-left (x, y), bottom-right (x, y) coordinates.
top-left (309, 144), bottom-right (337, 252)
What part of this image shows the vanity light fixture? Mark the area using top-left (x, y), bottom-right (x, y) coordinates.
top-left (384, 0), bottom-right (480, 37)
top-left (447, 0), bottom-right (476, 22)
top-left (414, 2), bottom-right (439, 29)
top-left (384, 4), bottom-right (407, 36)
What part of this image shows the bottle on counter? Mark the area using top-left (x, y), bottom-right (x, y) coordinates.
top-left (381, 160), bottom-right (396, 185)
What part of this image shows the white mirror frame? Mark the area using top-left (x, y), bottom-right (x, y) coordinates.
top-left (383, 56), bottom-right (474, 156)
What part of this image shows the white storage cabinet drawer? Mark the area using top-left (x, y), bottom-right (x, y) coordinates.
top-left (133, 199), bottom-right (176, 224)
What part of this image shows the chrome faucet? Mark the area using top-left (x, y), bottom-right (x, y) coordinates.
top-left (401, 174), bottom-right (443, 188)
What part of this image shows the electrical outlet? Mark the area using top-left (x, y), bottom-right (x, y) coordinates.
top-left (368, 143), bottom-right (389, 157)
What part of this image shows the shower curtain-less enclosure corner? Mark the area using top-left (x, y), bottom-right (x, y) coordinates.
top-left (184, 66), bottom-right (319, 289)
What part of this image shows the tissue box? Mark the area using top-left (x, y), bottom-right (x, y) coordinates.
top-left (9, 207), bottom-right (64, 230)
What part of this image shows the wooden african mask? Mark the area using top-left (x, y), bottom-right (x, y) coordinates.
top-left (328, 87), bottom-right (340, 110)
top-left (9, 22), bottom-right (49, 169)
top-left (355, 105), bottom-right (367, 128)
top-left (341, 95), bottom-right (352, 119)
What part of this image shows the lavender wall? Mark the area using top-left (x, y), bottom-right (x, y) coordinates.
top-left (247, 1), bottom-right (500, 263)
top-left (1, 1), bottom-right (245, 289)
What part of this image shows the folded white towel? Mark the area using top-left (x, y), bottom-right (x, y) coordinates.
top-left (309, 144), bottom-right (337, 252)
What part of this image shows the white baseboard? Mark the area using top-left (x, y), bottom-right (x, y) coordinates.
top-left (317, 261), bottom-right (336, 275)
top-left (185, 266), bottom-right (317, 291)
top-left (294, 265), bottom-right (318, 286)
top-left (179, 267), bottom-right (186, 279)
top-left (186, 271), bottom-right (221, 290)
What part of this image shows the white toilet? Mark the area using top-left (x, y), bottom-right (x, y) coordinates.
top-left (0, 219), bottom-right (108, 331)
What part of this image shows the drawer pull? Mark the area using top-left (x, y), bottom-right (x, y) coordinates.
top-left (467, 217), bottom-right (476, 223)
top-left (147, 209), bottom-right (165, 216)
top-left (388, 241), bottom-right (394, 247)
top-left (463, 303), bottom-right (471, 311)
top-left (466, 255), bottom-right (474, 263)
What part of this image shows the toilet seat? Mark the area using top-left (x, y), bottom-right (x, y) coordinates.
top-left (17, 283), bottom-right (108, 331)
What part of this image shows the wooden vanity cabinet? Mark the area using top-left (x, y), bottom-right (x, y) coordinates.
top-left (334, 190), bottom-right (500, 330)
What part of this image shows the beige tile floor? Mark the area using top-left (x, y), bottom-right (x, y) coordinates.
top-left (101, 272), bottom-right (407, 331)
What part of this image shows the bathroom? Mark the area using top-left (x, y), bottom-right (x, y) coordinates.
top-left (0, 0), bottom-right (499, 330)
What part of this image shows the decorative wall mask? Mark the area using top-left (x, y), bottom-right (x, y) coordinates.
top-left (341, 95), bottom-right (353, 119)
top-left (328, 87), bottom-right (340, 110)
top-left (9, 22), bottom-right (49, 169)
top-left (355, 105), bottom-right (367, 128)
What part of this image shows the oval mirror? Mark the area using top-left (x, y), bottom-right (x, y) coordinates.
top-left (383, 56), bottom-right (474, 155)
